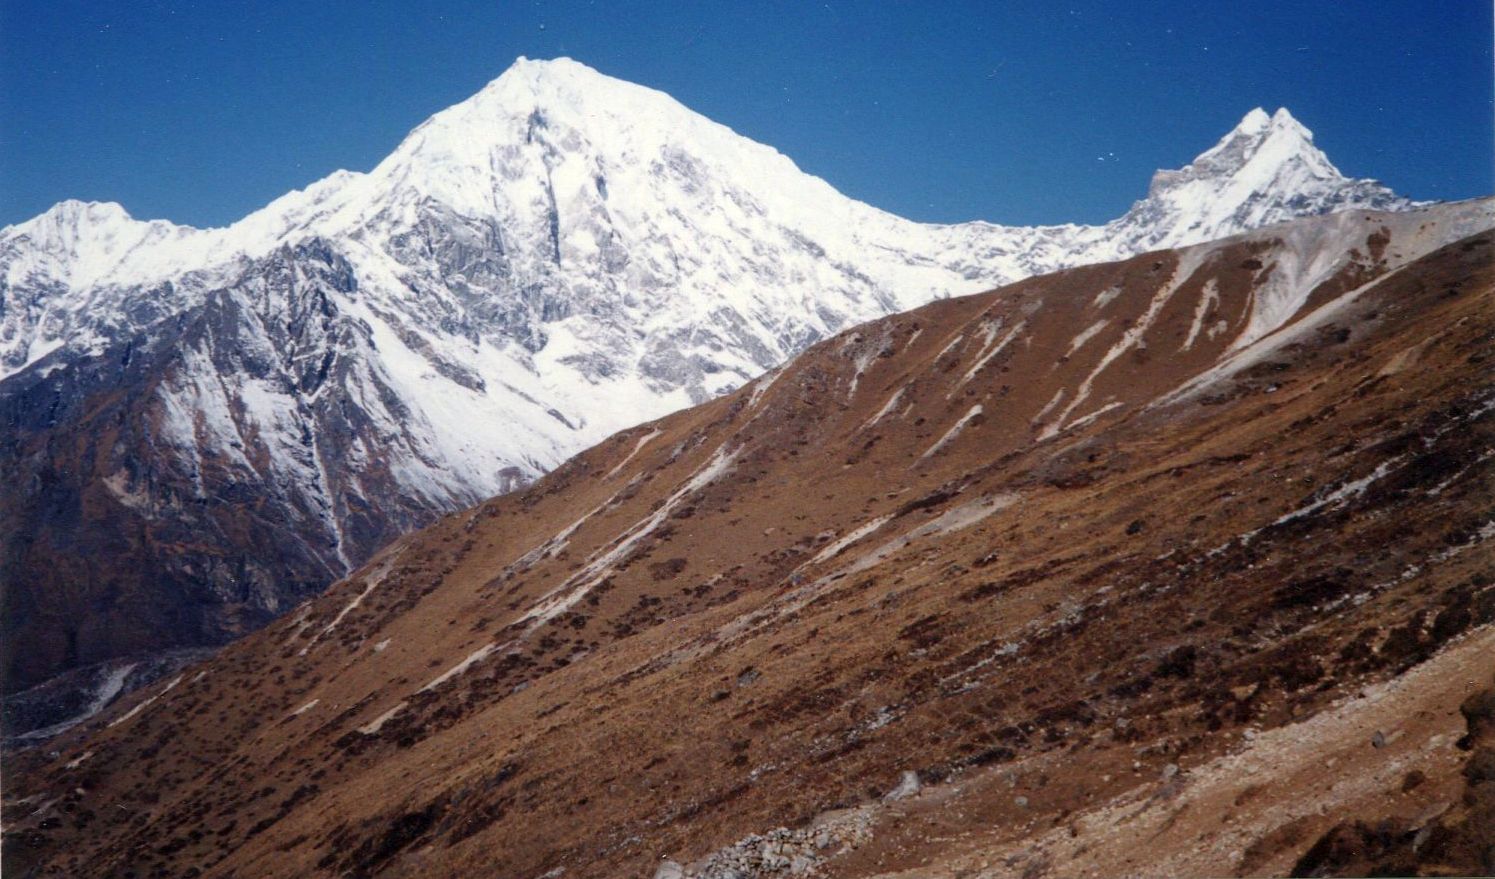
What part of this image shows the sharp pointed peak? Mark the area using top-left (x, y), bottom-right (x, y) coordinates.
top-left (1177, 106), bottom-right (1330, 177)
top-left (1224, 106), bottom-right (1312, 142)
top-left (1236, 107), bottom-right (1273, 133)
top-left (1266, 108), bottom-right (1314, 142)
top-left (1270, 106), bottom-right (1302, 125)
top-left (1140, 106), bottom-right (1347, 205)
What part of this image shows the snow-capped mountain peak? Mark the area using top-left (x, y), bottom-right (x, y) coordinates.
top-left (0, 62), bottom-right (1425, 431)
top-left (1166, 106), bottom-right (1340, 193)
top-left (22, 198), bottom-right (136, 231)
top-left (0, 59), bottom-right (1429, 500)
top-left (1, 199), bottom-right (191, 289)
top-left (355, 55), bottom-right (860, 251)
top-left (0, 58), bottom-right (1447, 712)
top-left (1114, 106), bottom-right (1410, 251)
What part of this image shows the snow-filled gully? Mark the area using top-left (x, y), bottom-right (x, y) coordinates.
top-left (520, 443), bottom-right (741, 628)
top-left (1043, 249), bottom-right (1210, 440)
top-left (726, 493), bottom-right (1023, 643)
top-left (297, 550), bottom-right (403, 656)
top-left (918, 405), bottom-right (984, 461)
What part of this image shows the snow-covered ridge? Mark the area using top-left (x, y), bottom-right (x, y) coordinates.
top-left (3, 60), bottom-right (1412, 369)
top-left (0, 57), bottom-right (1423, 586)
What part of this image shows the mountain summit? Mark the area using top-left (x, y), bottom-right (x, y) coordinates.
top-left (0, 58), bottom-right (1430, 734)
top-left (1116, 106), bottom-right (1408, 252)
top-left (1167, 106), bottom-right (1336, 188)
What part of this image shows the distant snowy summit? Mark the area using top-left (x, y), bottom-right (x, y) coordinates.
top-left (0, 57), bottom-right (1427, 711)
top-left (1120, 106), bottom-right (1411, 251)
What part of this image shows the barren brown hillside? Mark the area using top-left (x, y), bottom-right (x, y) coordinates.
top-left (4, 200), bottom-right (1493, 878)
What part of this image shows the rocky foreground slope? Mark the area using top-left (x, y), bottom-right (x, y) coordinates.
top-left (4, 198), bottom-right (1492, 877)
top-left (0, 57), bottom-right (1417, 717)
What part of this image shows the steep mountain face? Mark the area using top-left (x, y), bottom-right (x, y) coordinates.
top-left (1, 241), bottom-right (429, 694)
top-left (4, 200), bottom-right (1491, 878)
top-left (0, 57), bottom-right (1419, 720)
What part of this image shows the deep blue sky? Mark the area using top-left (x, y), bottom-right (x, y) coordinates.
top-left (2, 1), bottom-right (1489, 228)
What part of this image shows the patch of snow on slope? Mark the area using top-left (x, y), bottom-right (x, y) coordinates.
top-left (1269, 456), bottom-right (1408, 529)
top-left (862, 387), bottom-right (906, 431)
top-left (358, 701), bottom-right (408, 735)
top-left (1091, 284), bottom-right (1124, 309)
top-left (106, 674), bottom-right (182, 729)
top-left (839, 494), bottom-right (1020, 580)
top-left (745, 366), bottom-right (785, 410)
top-left (1066, 319), bottom-right (1109, 357)
top-left (420, 643), bottom-right (499, 692)
top-left (521, 444), bottom-right (741, 626)
top-left (958, 321), bottom-right (1026, 388)
top-left (919, 404), bottom-right (983, 461)
top-left (1182, 279), bottom-right (1220, 350)
top-left (1065, 400), bottom-right (1125, 432)
top-left (932, 333), bottom-right (966, 362)
top-left (64, 750), bottom-right (93, 769)
top-left (811, 515), bottom-right (895, 565)
top-left (1033, 388), bottom-right (1066, 426)
top-left (846, 338), bottom-right (884, 401)
top-left (604, 428), bottom-right (662, 480)
top-left (299, 553), bottom-right (400, 655)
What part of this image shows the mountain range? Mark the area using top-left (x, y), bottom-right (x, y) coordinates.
top-left (5, 192), bottom-right (1491, 877)
top-left (0, 57), bottom-right (1425, 738)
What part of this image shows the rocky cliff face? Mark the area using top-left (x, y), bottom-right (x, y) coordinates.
top-left (0, 57), bottom-right (1421, 725)
top-left (4, 199), bottom-right (1491, 877)
top-left (3, 242), bottom-right (408, 691)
